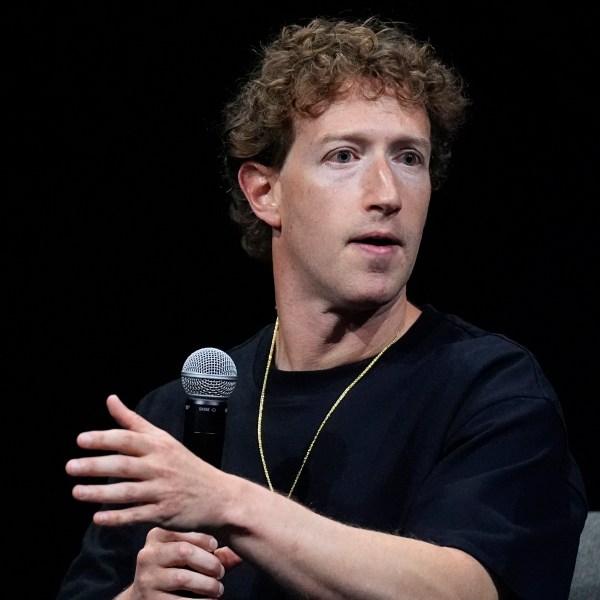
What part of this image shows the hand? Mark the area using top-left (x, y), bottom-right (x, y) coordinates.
top-left (117, 527), bottom-right (227, 599)
top-left (65, 394), bottom-right (232, 531)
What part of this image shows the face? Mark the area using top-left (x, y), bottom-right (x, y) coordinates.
top-left (268, 87), bottom-right (432, 314)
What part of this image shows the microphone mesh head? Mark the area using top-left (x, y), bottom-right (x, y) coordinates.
top-left (181, 347), bottom-right (237, 399)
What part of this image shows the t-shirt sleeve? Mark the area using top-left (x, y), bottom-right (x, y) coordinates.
top-left (404, 393), bottom-right (587, 599)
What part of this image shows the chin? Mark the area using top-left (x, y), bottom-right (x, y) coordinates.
top-left (338, 293), bottom-right (397, 314)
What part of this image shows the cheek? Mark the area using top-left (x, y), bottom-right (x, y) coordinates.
top-left (406, 187), bottom-right (431, 223)
top-left (402, 198), bottom-right (431, 249)
top-left (286, 211), bottom-right (332, 250)
top-left (283, 208), bottom-right (338, 267)
top-left (278, 168), bottom-right (351, 244)
top-left (281, 181), bottom-right (336, 231)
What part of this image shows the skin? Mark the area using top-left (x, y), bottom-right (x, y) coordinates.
top-left (112, 528), bottom-right (227, 598)
top-left (67, 86), bottom-right (499, 600)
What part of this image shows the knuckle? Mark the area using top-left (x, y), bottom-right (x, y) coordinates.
top-left (176, 541), bottom-right (195, 561)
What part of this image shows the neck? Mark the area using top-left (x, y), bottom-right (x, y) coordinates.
top-left (272, 298), bottom-right (420, 371)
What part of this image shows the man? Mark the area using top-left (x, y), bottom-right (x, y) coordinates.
top-left (58, 16), bottom-right (587, 599)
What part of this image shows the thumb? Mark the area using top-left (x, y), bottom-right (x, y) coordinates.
top-left (105, 394), bottom-right (159, 435)
top-left (214, 546), bottom-right (244, 571)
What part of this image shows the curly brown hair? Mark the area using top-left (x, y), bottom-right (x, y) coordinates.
top-left (221, 16), bottom-right (469, 262)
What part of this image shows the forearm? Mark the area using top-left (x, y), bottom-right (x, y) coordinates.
top-left (220, 478), bottom-right (498, 600)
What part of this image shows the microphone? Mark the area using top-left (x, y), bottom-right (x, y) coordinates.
top-left (181, 347), bottom-right (237, 468)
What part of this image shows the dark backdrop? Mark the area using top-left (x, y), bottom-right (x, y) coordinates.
top-left (8, 2), bottom-right (598, 597)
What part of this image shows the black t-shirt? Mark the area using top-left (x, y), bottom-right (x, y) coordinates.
top-left (57, 305), bottom-right (587, 599)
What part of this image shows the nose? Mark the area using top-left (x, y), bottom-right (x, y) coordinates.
top-left (362, 156), bottom-right (402, 215)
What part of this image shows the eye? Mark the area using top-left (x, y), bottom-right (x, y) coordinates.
top-left (329, 149), bottom-right (355, 164)
top-left (400, 151), bottom-right (422, 166)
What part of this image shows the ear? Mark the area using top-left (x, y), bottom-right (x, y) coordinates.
top-left (238, 162), bottom-right (281, 228)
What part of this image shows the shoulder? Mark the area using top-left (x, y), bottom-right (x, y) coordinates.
top-left (421, 304), bottom-right (549, 372)
top-left (421, 303), bottom-right (535, 353)
top-left (410, 304), bottom-right (560, 410)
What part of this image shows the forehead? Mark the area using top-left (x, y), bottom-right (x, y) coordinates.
top-left (293, 86), bottom-right (431, 143)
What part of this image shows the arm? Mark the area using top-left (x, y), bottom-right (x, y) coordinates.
top-left (224, 478), bottom-right (496, 600)
top-left (67, 395), bottom-right (497, 600)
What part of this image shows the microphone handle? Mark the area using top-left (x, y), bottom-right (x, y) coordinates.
top-left (183, 398), bottom-right (227, 468)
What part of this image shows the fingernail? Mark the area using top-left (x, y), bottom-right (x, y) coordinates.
top-left (66, 460), bottom-right (79, 474)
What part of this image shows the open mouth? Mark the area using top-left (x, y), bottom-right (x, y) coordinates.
top-left (353, 235), bottom-right (400, 247)
top-left (359, 237), bottom-right (397, 246)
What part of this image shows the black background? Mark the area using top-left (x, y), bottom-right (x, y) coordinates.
top-left (8, 2), bottom-right (598, 597)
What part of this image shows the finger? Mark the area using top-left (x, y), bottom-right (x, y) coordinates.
top-left (67, 453), bottom-right (150, 480)
top-left (69, 396), bottom-right (162, 455)
top-left (72, 428), bottom-right (150, 456)
top-left (150, 542), bottom-right (225, 597)
top-left (152, 541), bottom-right (225, 579)
top-left (72, 478), bottom-right (158, 505)
top-left (91, 502), bottom-right (162, 527)
top-left (162, 568), bottom-right (224, 598)
top-left (214, 546), bottom-right (244, 571)
top-left (148, 527), bottom-right (220, 552)
top-left (89, 503), bottom-right (213, 534)
top-left (105, 394), bottom-right (161, 435)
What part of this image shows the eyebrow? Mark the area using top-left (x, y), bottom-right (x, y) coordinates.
top-left (319, 132), bottom-right (431, 151)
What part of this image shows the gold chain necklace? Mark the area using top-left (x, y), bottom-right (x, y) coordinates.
top-left (257, 317), bottom-right (401, 498)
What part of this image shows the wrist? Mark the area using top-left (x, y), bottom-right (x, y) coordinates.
top-left (217, 475), bottom-right (274, 544)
